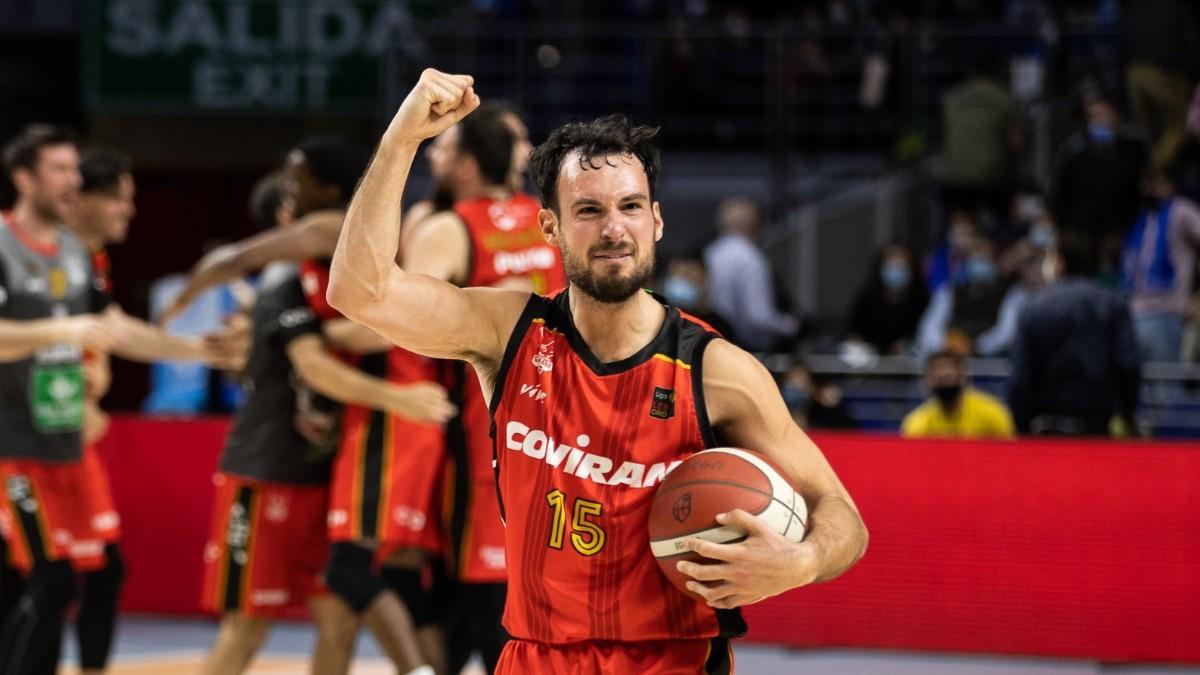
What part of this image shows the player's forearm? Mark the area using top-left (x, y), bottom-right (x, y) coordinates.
top-left (0, 318), bottom-right (72, 351)
top-left (294, 348), bottom-right (401, 411)
top-left (112, 317), bottom-right (208, 363)
top-left (323, 319), bottom-right (392, 354)
top-left (329, 137), bottom-right (419, 310)
top-left (798, 495), bottom-right (867, 585)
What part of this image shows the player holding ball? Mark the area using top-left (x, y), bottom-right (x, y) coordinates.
top-left (328, 68), bottom-right (868, 673)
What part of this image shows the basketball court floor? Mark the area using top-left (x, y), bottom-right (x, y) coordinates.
top-left (54, 616), bottom-right (1200, 674)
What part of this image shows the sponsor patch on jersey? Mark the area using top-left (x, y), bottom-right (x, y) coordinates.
top-left (650, 386), bottom-right (675, 420)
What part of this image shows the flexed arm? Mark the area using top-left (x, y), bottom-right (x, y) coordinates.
top-left (327, 69), bottom-right (527, 371)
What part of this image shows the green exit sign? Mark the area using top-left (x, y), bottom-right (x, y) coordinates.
top-left (83, 0), bottom-right (430, 114)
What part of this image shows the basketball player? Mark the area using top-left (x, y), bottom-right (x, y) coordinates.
top-left (0, 126), bottom-right (218, 673)
top-left (67, 145), bottom-right (220, 675)
top-left (199, 140), bottom-right (448, 672)
top-left (327, 70), bottom-right (868, 673)
top-left (397, 102), bottom-right (566, 674)
top-left (0, 124), bottom-right (124, 674)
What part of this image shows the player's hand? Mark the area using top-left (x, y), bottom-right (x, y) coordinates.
top-left (676, 509), bottom-right (816, 609)
top-left (203, 312), bottom-right (252, 372)
top-left (387, 69), bottom-right (480, 144)
top-left (386, 381), bottom-right (457, 424)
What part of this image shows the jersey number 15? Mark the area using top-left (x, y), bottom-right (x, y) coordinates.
top-left (545, 489), bottom-right (606, 556)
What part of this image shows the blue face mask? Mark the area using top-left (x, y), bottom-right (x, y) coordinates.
top-left (781, 383), bottom-right (809, 411)
top-left (663, 277), bottom-right (700, 308)
top-left (1028, 225), bottom-right (1055, 249)
top-left (964, 256), bottom-right (997, 284)
top-left (880, 262), bottom-right (910, 289)
top-left (1088, 122), bottom-right (1116, 146)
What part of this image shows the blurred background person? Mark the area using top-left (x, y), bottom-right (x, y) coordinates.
top-left (1050, 88), bottom-right (1148, 277)
top-left (845, 243), bottom-right (928, 355)
top-left (916, 233), bottom-right (1027, 357)
top-left (1123, 0), bottom-right (1198, 173)
top-left (1120, 167), bottom-right (1200, 362)
top-left (939, 54), bottom-right (1025, 228)
top-left (780, 362), bottom-right (856, 431)
top-left (901, 350), bottom-right (1014, 439)
top-left (704, 196), bottom-right (800, 352)
top-left (659, 253), bottom-right (734, 337)
top-left (1009, 233), bottom-right (1142, 436)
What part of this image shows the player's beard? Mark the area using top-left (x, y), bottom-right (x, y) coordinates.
top-left (561, 237), bottom-right (656, 304)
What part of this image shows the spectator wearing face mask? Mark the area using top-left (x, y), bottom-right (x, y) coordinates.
top-left (659, 255), bottom-right (734, 337)
top-left (1050, 89), bottom-right (1149, 270)
top-left (1001, 190), bottom-right (1058, 292)
top-left (1120, 167), bottom-right (1200, 362)
top-left (916, 234), bottom-right (1029, 357)
top-left (780, 364), bottom-right (856, 431)
top-left (846, 244), bottom-right (929, 355)
top-left (901, 350), bottom-right (1015, 439)
top-left (924, 209), bottom-right (982, 292)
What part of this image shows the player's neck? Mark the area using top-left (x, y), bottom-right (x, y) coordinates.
top-left (65, 219), bottom-right (104, 252)
top-left (568, 287), bottom-right (666, 364)
top-left (10, 200), bottom-right (60, 246)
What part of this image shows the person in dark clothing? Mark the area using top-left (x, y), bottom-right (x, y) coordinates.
top-left (1008, 233), bottom-right (1142, 436)
top-left (1123, 0), bottom-right (1198, 171)
top-left (846, 244), bottom-right (929, 355)
top-left (781, 364), bottom-right (857, 431)
top-left (1050, 89), bottom-right (1149, 273)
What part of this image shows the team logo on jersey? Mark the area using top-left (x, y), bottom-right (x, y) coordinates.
top-left (265, 494), bottom-right (289, 523)
top-left (650, 386), bottom-right (675, 420)
top-left (49, 267), bottom-right (67, 299)
top-left (672, 493), bottom-right (692, 522)
top-left (532, 342), bottom-right (554, 374)
top-left (488, 202), bottom-right (519, 231)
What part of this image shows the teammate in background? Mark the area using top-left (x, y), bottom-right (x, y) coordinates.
top-left (328, 70), bottom-right (867, 673)
top-left (399, 101), bottom-right (566, 674)
top-left (0, 125), bottom-right (218, 673)
top-left (197, 142), bottom-right (448, 675)
top-left (67, 145), bottom-right (221, 674)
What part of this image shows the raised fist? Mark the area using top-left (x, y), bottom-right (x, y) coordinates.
top-left (388, 68), bottom-right (480, 143)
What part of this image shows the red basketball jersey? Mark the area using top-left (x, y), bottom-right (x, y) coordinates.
top-left (489, 290), bottom-right (747, 643)
top-left (298, 259), bottom-right (341, 321)
top-left (443, 193), bottom-right (567, 582)
top-left (454, 191), bottom-right (566, 295)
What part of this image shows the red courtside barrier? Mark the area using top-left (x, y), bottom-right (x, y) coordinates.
top-left (97, 419), bottom-right (1200, 663)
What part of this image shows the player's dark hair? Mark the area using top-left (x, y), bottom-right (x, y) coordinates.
top-left (249, 170), bottom-right (285, 231)
top-left (80, 146), bottom-right (132, 194)
top-left (2, 124), bottom-right (77, 177)
top-left (529, 114), bottom-right (661, 213)
top-left (457, 103), bottom-right (513, 187)
top-left (924, 349), bottom-right (966, 372)
top-left (294, 138), bottom-right (370, 206)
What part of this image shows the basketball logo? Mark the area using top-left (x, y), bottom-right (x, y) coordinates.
top-left (49, 268), bottom-right (67, 299)
top-left (532, 342), bottom-right (554, 374)
top-left (650, 386), bottom-right (675, 419)
top-left (672, 493), bottom-right (691, 523)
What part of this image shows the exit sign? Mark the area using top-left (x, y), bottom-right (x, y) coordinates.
top-left (83, 0), bottom-right (433, 114)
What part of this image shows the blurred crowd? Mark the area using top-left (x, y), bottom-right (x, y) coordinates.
top-left (653, 0), bottom-right (1200, 439)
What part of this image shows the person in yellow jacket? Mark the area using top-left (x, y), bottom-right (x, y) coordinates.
top-left (902, 350), bottom-right (1015, 438)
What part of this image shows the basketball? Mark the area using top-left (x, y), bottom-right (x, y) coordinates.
top-left (647, 448), bottom-right (809, 600)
